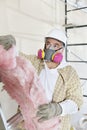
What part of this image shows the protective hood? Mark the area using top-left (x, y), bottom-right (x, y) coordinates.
top-left (45, 28), bottom-right (67, 45)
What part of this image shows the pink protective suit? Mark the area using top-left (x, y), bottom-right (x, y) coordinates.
top-left (0, 45), bottom-right (61, 130)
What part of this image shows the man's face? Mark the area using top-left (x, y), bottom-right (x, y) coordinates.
top-left (44, 38), bottom-right (64, 69)
top-left (45, 38), bottom-right (64, 51)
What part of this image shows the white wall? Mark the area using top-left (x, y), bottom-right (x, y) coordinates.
top-left (3, 0), bottom-right (65, 54)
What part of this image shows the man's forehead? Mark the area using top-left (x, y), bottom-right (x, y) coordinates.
top-left (46, 38), bottom-right (63, 45)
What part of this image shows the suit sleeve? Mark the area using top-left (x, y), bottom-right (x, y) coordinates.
top-left (65, 67), bottom-right (83, 109)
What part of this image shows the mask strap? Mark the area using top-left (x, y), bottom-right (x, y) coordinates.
top-left (56, 47), bottom-right (63, 51)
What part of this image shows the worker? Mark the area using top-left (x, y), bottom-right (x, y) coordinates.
top-left (20, 28), bottom-right (83, 130)
top-left (0, 28), bottom-right (83, 130)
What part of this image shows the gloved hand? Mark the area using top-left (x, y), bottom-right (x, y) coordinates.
top-left (36, 102), bottom-right (62, 122)
top-left (0, 35), bottom-right (16, 50)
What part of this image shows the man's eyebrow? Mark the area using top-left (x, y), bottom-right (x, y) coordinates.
top-left (54, 42), bottom-right (61, 45)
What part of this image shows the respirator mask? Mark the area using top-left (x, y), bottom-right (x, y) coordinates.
top-left (37, 45), bottom-right (63, 63)
top-left (37, 28), bottom-right (67, 63)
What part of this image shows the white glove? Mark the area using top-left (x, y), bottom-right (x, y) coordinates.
top-left (36, 102), bottom-right (62, 122)
top-left (0, 35), bottom-right (16, 50)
